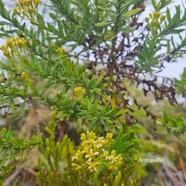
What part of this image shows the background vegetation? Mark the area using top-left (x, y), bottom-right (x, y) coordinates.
top-left (0, 0), bottom-right (186, 185)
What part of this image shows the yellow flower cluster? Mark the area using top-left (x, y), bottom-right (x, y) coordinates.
top-left (21, 72), bottom-right (29, 79)
top-left (147, 12), bottom-right (166, 24)
top-left (146, 12), bottom-right (166, 36)
top-left (56, 47), bottom-right (66, 55)
top-left (0, 38), bottom-right (27, 57)
top-left (56, 47), bottom-right (68, 59)
top-left (72, 131), bottom-right (123, 173)
top-left (74, 86), bottom-right (86, 100)
top-left (13, 0), bottom-right (40, 17)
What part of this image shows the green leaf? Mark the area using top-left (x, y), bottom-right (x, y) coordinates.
top-left (123, 8), bottom-right (142, 17)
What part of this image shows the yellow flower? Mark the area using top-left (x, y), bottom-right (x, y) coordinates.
top-left (82, 140), bottom-right (89, 147)
top-left (80, 133), bottom-right (86, 140)
top-left (153, 12), bottom-right (161, 20)
top-left (21, 72), bottom-right (28, 79)
top-left (18, 0), bottom-right (40, 5)
top-left (87, 162), bottom-right (100, 172)
top-left (102, 150), bottom-right (109, 160)
top-left (82, 146), bottom-right (89, 154)
top-left (56, 47), bottom-right (66, 54)
top-left (160, 15), bottom-right (166, 22)
top-left (33, 0), bottom-right (40, 6)
top-left (3, 51), bottom-right (11, 58)
top-left (93, 137), bottom-right (104, 149)
top-left (71, 163), bottom-right (82, 170)
top-left (72, 131), bottom-right (124, 174)
top-left (6, 38), bottom-right (27, 49)
top-left (110, 155), bottom-right (119, 164)
top-left (86, 131), bottom-right (96, 139)
top-left (14, 0), bottom-right (40, 17)
top-left (28, 8), bottom-right (35, 14)
top-left (110, 97), bottom-right (116, 108)
top-left (104, 35), bottom-right (109, 41)
top-left (74, 86), bottom-right (85, 100)
top-left (106, 133), bottom-right (113, 140)
top-left (6, 38), bottom-right (13, 47)
top-left (0, 38), bottom-right (27, 58)
top-left (72, 150), bottom-right (81, 161)
top-left (13, 7), bottom-right (19, 13)
top-left (85, 148), bottom-right (99, 162)
top-left (19, 0), bottom-right (30, 5)
top-left (108, 163), bottom-right (114, 170)
top-left (111, 150), bottom-right (116, 156)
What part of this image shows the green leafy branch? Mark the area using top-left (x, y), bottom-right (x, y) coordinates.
top-left (160, 112), bottom-right (186, 136)
top-left (0, 128), bottom-right (42, 182)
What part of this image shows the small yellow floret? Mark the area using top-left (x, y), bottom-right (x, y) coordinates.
top-left (74, 86), bottom-right (85, 99)
top-left (21, 72), bottom-right (28, 79)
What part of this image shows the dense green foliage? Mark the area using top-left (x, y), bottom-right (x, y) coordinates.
top-left (0, 128), bottom-right (41, 185)
top-left (0, 0), bottom-right (186, 185)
